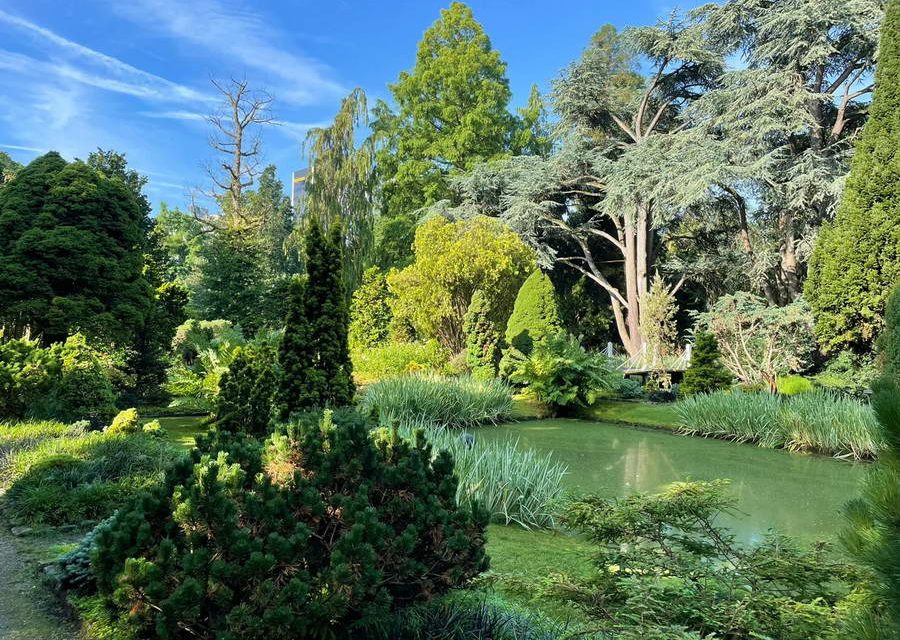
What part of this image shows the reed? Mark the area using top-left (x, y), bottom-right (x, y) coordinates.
top-left (360, 373), bottom-right (513, 429)
top-left (676, 389), bottom-right (882, 460)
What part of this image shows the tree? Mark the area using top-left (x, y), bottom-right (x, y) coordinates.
top-left (805, 0), bottom-right (900, 355)
top-left (691, 0), bottom-right (882, 304)
top-left (0, 151), bottom-right (23, 186)
top-left (387, 215), bottom-right (536, 352)
top-left (215, 345), bottom-right (275, 436)
top-left (499, 270), bottom-right (562, 376)
top-left (204, 78), bottom-right (275, 229)
top-left (511, 84), bottom-right (553, 157)
top-left (640, 274), bottom-right (679, 367)
top-left (348, 267), bottom-right (393, 352)
top-left (130, 281), bottom-right (188, 401)
top-left (304, 89), bottom-right (376, 294)
top-left (464, 290), bottom-right (503, 379)
top-left (680, 330), bottom-right (733, 395)
top-left (447, 20), bottom-right (722, 356)
top-left (841, 284), bottom-right (900, 639)
top-left (0, 152), bottom-right (153, 346)
top-left (373, 2), bottom-right (517, 266)
top-left (694, 292), bottom-right (816, 392)
top-left (276, 219), bottom-right (354, 418)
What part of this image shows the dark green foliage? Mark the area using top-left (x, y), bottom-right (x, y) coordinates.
top-left (500, 271), bottom-right (561, 376)
top-left (510, 332), bottom-right (614, 414)
top-left (276, 219), bottom-right (354, 418)
top-left (558, 276), bottom-right (612, 351)
top-left (841, 285), bottom-right (900, 638)
top-left (88, 409), bottom-right (488, 639)
top-left (806, 1), bottom-right (900, 355)
top-left (680, 330), bottom-right (733, 395)
top-left (349, 267), bottom-right (393, 352)
top-left (215, 345), bottom-right (275, 436)
top-left (0, 150), bottom-right (22, 185)
top-left (130, 281), bottom-right (188, 402)
top-left (557, 481), bottom-right (855, 639)
top-left (0, 152), bottom-right (153, 346)
top-left (374, 213), bottom-right (417, 270)
top-left (464, 290), bottom-right (503, 379)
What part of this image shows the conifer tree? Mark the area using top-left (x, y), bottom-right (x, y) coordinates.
top-left (276, 219), bottom-right (354, 418)
top-left (806, 0), bottom-right (900, 354)
top-left (680, 330), bottom-right (733, 395)
top-left (842, 285), bottom-right (900, 639)
top-left (216, 345), bottom-right (275, 436)
top-left (464, 290), bottom-right (502, 380)
top-left (348, 267), bottom-right (393, 352)
top-left (499, 270), bottom-right (561, 376)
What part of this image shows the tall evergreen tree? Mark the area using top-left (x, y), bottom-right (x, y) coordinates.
top-left (806, 0), bottom-right (900, 355)
top-left (464, 290), bottom-right (503, 380)
top-left (499, 270), bottom-right (561, 376)
top-left (0, 152), bottom-right (152, 346)
top-left (276, 219), bottom-right (354, 418)
top-left (680, 330), bottom-right (733, 395)
top-left (841, 285), bottom-right (900, 639)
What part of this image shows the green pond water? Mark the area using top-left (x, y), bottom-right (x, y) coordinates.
top-left (476, 419), bottom-right (867, 544)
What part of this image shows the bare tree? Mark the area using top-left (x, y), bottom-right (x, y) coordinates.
top-left (203, 78), bottom-right (275, 229)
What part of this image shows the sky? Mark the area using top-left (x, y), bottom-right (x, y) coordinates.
top-left (0, 0), bottom-right (705, 212)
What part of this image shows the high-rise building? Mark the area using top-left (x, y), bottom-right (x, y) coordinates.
top-left (291, 169), bottom-right (308, 211)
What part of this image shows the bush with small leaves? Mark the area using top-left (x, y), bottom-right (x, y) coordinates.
top-left (87, 409), bottom-right (488, 639)
top-left (105, 408), bottom-right (139, 434)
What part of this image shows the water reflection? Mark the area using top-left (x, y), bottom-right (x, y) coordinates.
top-left (476, 419), bottom-right (866, 543)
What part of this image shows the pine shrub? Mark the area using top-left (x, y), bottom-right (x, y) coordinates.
top-left (680, 330), bottom-right (732, 395)
top-left (215, 345), bottom-right (275, 436)
top-left (88, 410), bottom-right (488, 639)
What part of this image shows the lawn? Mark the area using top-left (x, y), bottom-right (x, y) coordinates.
top-left (579, 399), bottom-right (678, 429)
top-left (153, 415), bottom-right (210, 450)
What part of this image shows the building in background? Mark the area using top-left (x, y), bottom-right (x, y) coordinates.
top-left (291, 169), bottom-right (308, 211)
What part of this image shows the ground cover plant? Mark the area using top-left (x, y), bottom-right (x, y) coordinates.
top-left (1, 425), bottom-right (181, 525)
top-left (676, 390), bottom-right (882, 459)
top-left (361, 373), bottom-right (513, 429)
top-left (81, 409), bottom-right (487, 639)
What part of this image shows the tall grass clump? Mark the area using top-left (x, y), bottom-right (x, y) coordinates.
top-left (393, 423), bottom-right (566, 530)
top-left (0, 420), bottom-right (85, 459)
top-left (1, 430), bottom-right (181, 525)
top-left (676, 389), bottom-right (882, 460)
top-left (361, 374), bottom-right (513, 429)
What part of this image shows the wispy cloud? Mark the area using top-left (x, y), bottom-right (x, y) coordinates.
top-left (139, 110), bottom-right (207, 122)
top-left (112, 0), bottom-right (346, 105)
top-left (0, 9), bottom-right (211, 104)
top-left (0, 142), bottom-right (46, 152)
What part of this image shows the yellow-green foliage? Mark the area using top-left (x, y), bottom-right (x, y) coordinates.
top-left (106, 408), bottom-right (139, 434)
top-left (352, 340), bottom-right (451, 384)
top-left (388, 216), bottom-right (535, 351)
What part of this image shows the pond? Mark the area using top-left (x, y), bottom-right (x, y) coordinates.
top-left (476, 419), bottom-right (867, 544)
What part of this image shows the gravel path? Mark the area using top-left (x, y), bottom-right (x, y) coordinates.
top-left (0, 529), bottom-right (76, 640)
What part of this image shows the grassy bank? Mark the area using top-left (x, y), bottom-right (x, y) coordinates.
top-left (578, 399), bottom-right (678, 429)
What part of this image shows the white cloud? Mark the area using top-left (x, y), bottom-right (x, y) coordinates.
top-left (0, 9), bottom-right (211, 104)
top-left (139, 110), bottom-right (208, 122)
top-left (111, 0), bottom-right (346, 105)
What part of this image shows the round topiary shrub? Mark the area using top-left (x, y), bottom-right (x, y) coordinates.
top-left (105, 408), bottom-right (140, 434)
top-left (89, 410), bottom-right (489, 639)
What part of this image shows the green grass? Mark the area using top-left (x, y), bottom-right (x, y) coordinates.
top-left (579, 399), bottom-right (678, 429)
top-left (484, 524), bottom-right (594, 620)
top-left (150, 415), bottom-right (209, 450)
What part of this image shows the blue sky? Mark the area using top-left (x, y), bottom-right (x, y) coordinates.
top-left (0, 0), bottom-right (703, 212)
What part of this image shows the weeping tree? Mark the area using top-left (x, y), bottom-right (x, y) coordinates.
top-left (684, 0), bottom-right (882, 305)
top-left (446, 20), bottom-right (723, 356)
top-left (303, 88), bottom-right (376, 295)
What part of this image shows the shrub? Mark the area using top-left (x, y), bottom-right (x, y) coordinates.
top-left (500, 270), bottom-right (561, 377)
top-left (51, 334), bottom-right (118, 425)
top-left (612, 376), bottom-right (644, 399)
top-left (510, 333), bottom-right (615, 414)
top-left (680, 330), bottom-right (732, 395)
top-left (164, 319), bottom-right (245, 409)
top-left (105, 408), bottom-right (140, 435)
top-left (361, 374), bottom-right (513, 429)
top-left (349, 266), bottom-right (393, 351)
top-left (400, 425), bottom-right (567, 530)
top-left (140, 420), bottom-right (165, 438)
top-left (352, 340), bottom-right (451, 384)
top-left (676, 390), bottom-right (882, 459)
top-left (1, 431), bottom-right (181, 525)
top-left (777, 375), bottom-right (814, 396)
top-left (464, 290), bottom-right (503, 380)
top-left (556, 481), bottom-right (855, 639)
top-left (215, 345), bottom-right (275, 436)
top-left (88, 409), bottom-right (488, 639)
top-left (0, 332), bottom-right (59, 418)
top-left (813, 351), bottom-right (878, 397)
